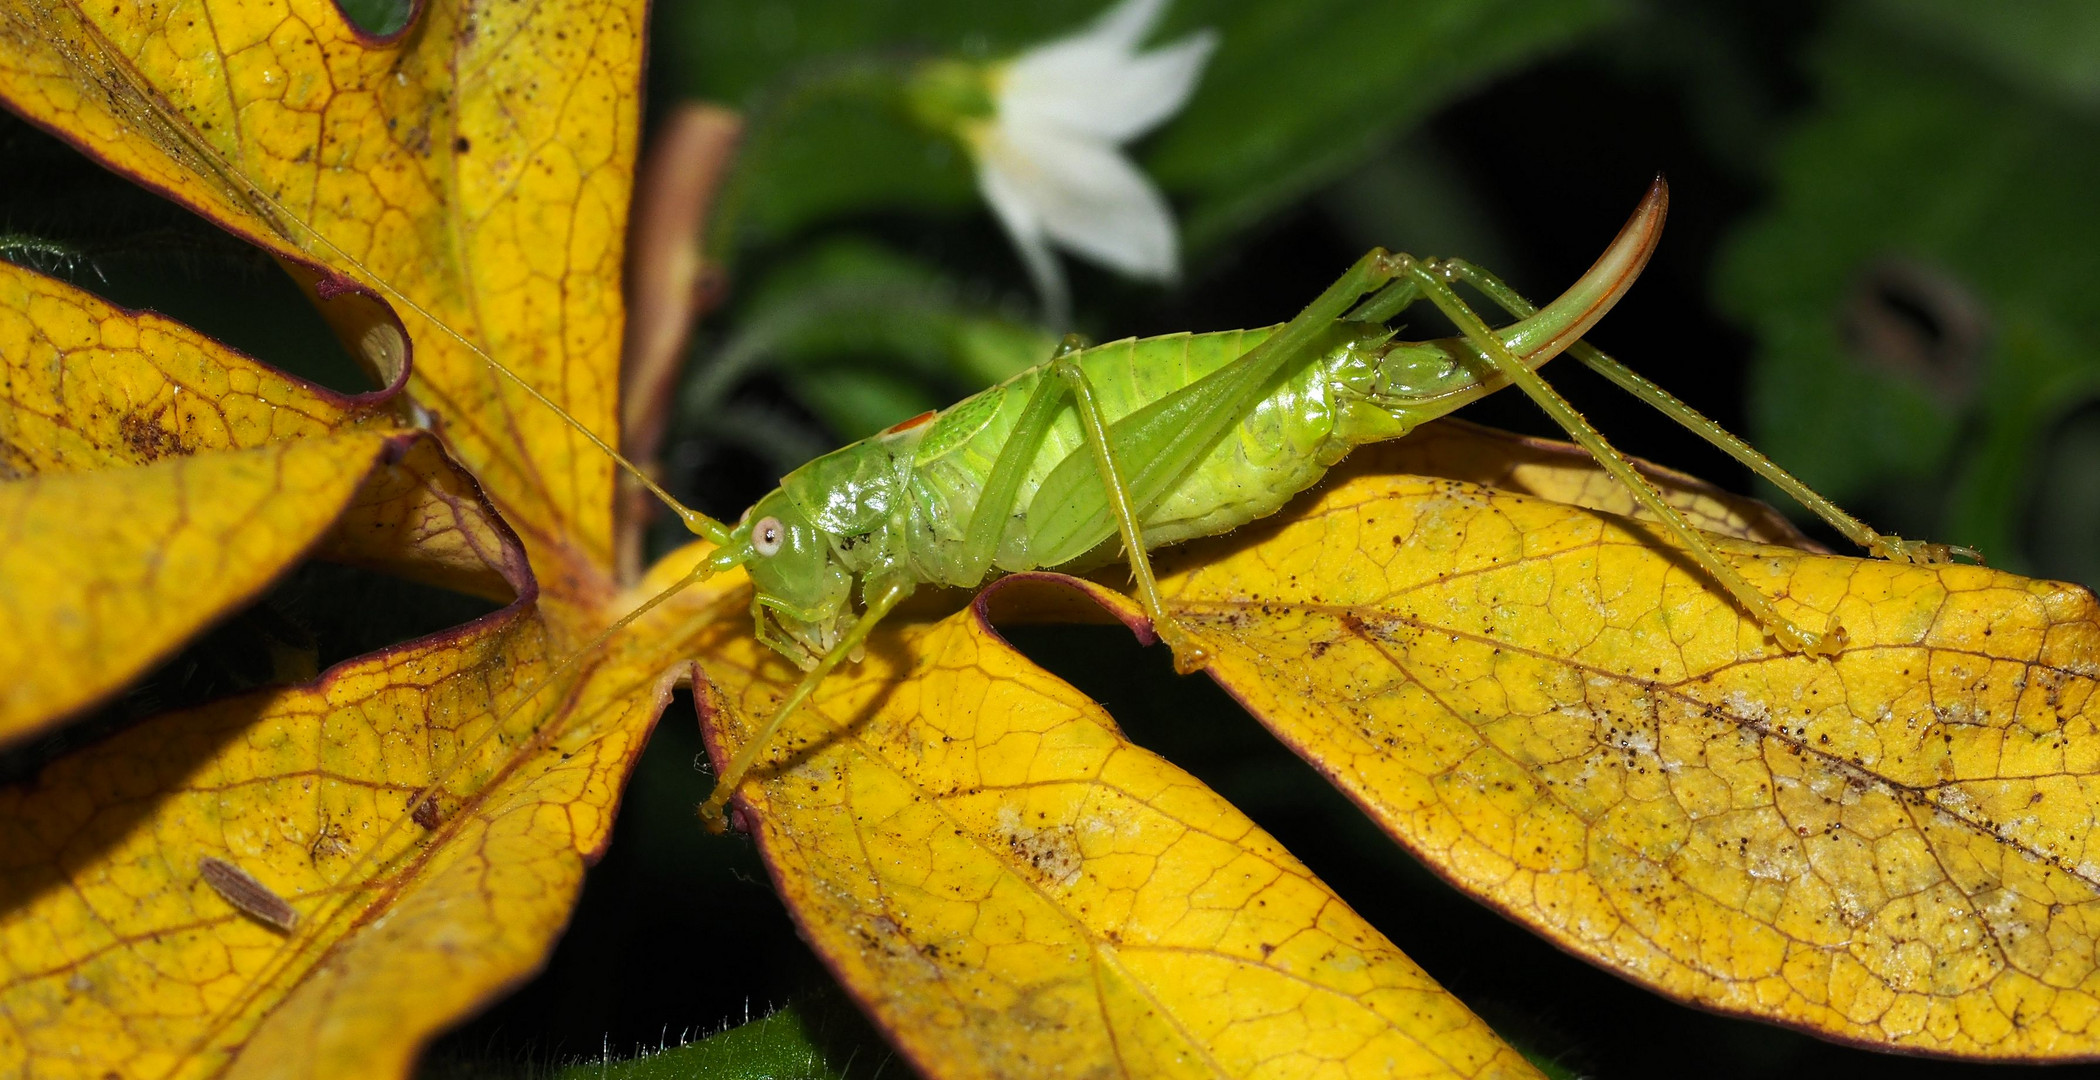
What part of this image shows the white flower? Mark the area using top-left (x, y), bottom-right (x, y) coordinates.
top-left (966, 0), bottom-right (1218, 324)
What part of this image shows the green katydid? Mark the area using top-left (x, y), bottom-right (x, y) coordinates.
top-left (188, 177), bottom-right (1981, 1042)
top-left (262, 176), bottom-right (1970, 839)
top-left (604, 177), bottom-right (1973, 829)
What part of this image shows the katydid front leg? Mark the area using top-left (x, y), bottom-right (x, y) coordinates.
top-left (1437, 257), bottom-right (1982, 567)
top-left (701, 340), bottom-right (1101, 831)
top-left (700, 575), bottom-right (916, 832)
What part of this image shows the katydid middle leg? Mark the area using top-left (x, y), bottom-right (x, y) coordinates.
top-left (1048, 349), bottom-right (1204, 668)
top-left (960, 333), bottom-right (1235, 669)
top-left (1024, 251), bottom-right (1404, 576)
top-left (956, 335), bottom-right (1096, 585)
top-left (1437, 257), bottom-right (1981, 566)
top-left (1029, 252), bottom-right (1422, 673)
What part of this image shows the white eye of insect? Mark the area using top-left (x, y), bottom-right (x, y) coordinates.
top-left (752, 516), bottom-right (785, 557)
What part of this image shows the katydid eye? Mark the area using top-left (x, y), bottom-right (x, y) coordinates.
top-left (752, 516), bottom-right (785, 557)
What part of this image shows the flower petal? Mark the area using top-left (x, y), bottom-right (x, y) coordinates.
top-left (977, 145), bottom-right (1073, 323)
top-left (1004, 27), bottom-right (1219, 142)
top-left (1052, 0), bottom-right (1169, 59)
top-left (980, 122), bottom-right (1179, 283)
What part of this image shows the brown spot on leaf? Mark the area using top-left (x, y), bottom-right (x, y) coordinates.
top-left (119, 410), bottom-right (184, 461)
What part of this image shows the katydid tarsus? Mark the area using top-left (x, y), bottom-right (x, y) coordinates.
top-left (229, 177), bottom-right (1973, 922)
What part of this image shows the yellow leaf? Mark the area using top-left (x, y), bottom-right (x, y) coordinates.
top-left (1384, 419), bottom-right (1820, 550)
top-left (680, 554), bottom-right (1542, 1080)
top-left (0, 0), bottom-right (644, 565)
top-left (0, 566), bottom-right (739, 1079)
top-left (321, 433), bottom-right (530, 604)
top-left (0, 260), bottom-right (395, 472)
top-left (1140, 439), bottom-right (2100, 1059)
top-left (0, 260), bottom-right (417, 739)
top-left (0, 0), bottom-right (676, 1069)
top-left (0, 428), bottom-right (390, 739)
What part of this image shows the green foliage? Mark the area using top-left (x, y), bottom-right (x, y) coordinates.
top-left (660, 0), bottom-right (1616, 256)
top-left (336, 0), bottom-right (415, 36)
top-left (1145, 0), bottom-right (1619, 248)
top-left (662, 3), bottom-right (1103, 104)
top-left (693, 241), bottom-right (1055, 445)
top-left (707, 65), bottom-right (977, 259)
top-left (1716, 4), bottom-right (2100, 573)
top-left (1873, 0), bottom-right (2100, 112)
top-left (549, 999), bottom-right (874, 1080)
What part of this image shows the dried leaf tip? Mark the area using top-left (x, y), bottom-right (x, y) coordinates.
top-left (198, 856), bottom-right (299, 933)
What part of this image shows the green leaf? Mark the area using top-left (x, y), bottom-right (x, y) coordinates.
top-left (546, 999), bottom-right (873, 1080)
top-left (706, 67), bottom-right (979, 256)
top-left (1714, 6), bottom-right (2100, 574)
top-left (660, 2), bottom-right (1100, 255)
top-left (1867, 0), bottom-right (2100, 114)
top-left (688, 240), bottom-right (1055, 441)
top-left (658, 2), bottom-right (1106, 105)
top-left (2028, 405), bottom-right (2100, 589)
top-left (1145, 0), bottom-right (1620, 249)
top-left (336, 0), bottom-right (414, 36)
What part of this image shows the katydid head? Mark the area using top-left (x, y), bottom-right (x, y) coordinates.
top-left (737, 489), bottom-right (855, 670)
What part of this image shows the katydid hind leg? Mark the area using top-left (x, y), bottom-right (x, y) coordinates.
top-left (1027, 180), bottom-right (1671, 571)
top-left (1405, 254), bottom-right (1842, 655)
top-left (1441, 257), bottom-right (1980, 566)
